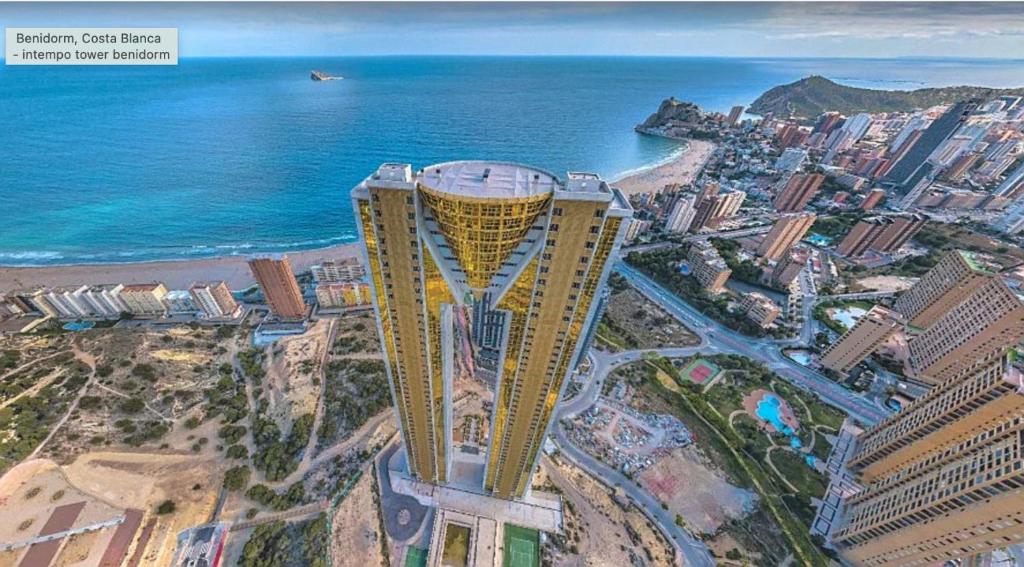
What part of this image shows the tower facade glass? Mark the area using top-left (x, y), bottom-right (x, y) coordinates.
top-left (352, 162), bottom-right (631, 499)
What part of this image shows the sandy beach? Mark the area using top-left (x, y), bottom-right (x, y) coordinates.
top-left (0, 243), bottom-right (362, 292)
top-left (613, 138), bottom-right (716, 196)
top-left (0, 139), bottom-right (714, 294)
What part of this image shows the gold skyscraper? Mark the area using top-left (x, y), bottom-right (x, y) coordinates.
top-left (352, 162), bottom-right (631, 499)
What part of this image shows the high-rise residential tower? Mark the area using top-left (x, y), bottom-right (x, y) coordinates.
top-left (664, 194), bottom-right (697, 233)
top-left (834, 354), bottom-right (1024, 566)
top-left (773, 173), bottom-right (824, 212)
top-left (893, 250), bottom-right (997, 329)
top-left (835, 214), bottom-right (927, 258)
top-left (757, 213), bottom-right (816, 261)
top-left (353, 162), bottom-right (630, 500)
top-left (248, 255), bottom-right (306, 319)
top-left (820, 306), bottom-right (900, 374)
top-left (883, 100), bottom-right (979, 190)
top-left (908, 276), bottom-right (1024, 383)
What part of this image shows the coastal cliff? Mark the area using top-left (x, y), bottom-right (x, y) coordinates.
top-left (749, 75), bottom-right (1024, 120)
top-left (636, 97), bottom-right (719, 140)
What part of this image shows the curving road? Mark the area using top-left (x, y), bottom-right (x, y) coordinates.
top-left (548, 259), bottom-right (893, 564)
top-left (615, 262), bottom-right (890, 425)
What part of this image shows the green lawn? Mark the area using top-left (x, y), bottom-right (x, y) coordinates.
top-left (503, 524), bottom-right (539, 567)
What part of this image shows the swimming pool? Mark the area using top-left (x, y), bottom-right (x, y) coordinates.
top-left (828, 306), bottom-right (867, 329)
top-left (62, 321), bottom-right (95, 331)
top-left (786, 350), bottom-right (813, 367)
top-left (755, 393), bottom-right (795, 436)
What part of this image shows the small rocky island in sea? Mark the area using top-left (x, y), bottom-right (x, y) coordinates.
top-left (310, 70), bottom-right (343, 81)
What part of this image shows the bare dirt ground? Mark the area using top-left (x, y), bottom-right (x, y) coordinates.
top-left (331, 469), bottom-right (385, 567)
top-left (540, 455), bottom-right (676, 567)
top-left (0, 451), bottom-right (220, 567)
top-left (602, 288), bottom-right (700, 351)
top-left (264, 319), bottom-right (331, 427)
top-left (639, 447), bottom-right (757, 535)
top-left (853, 275), bottom-right (917, 293)
top-left (64, 451), bottom-right (221, 566)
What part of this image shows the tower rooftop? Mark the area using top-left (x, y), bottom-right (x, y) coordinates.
top-left (418, 161), bottom-right (557, 200)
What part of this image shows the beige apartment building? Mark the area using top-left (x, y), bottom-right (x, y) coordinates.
top-left (773, 172), bottom-right (824, 212)
top-left (687, 241), bottom-right (731, 294)
top-left (353, 161), bottom-right (630, 500)
top-left (770, 249), bottom-right (807, 288)
top-left (757, 213), bottom-right (816, 261)
top-left (835, 354), bottom-right (1024, 566)
top-left (315, 282), bottom-right (371, 308)
top-left (820, 305), bottom-right (901, 374)
top-left (311, 258), bottom-right (366, 283)
top-left (189, 281), bottom-right (239, 319)
top-left (119, 283), bottom-right (168, 317)
top-left (248, 255), bottom-right (307, 319)
top-left (836, 214), bottom-right (927, 258)
top-left (893, 250), bottom-right (997, 329)
top-left (740, 292), bottom-right (780, 327)
top-left (908, 276), bottom-right (1024, 383)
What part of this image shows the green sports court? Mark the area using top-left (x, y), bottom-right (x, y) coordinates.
top-left (503, 524), bottom-right (539, 567)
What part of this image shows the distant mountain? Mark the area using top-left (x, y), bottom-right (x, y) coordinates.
top-left (748, 76), bottom-right (1024, 121)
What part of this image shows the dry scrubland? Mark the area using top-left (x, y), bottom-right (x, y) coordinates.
top-left (538, 455), bottom-right (677, 567)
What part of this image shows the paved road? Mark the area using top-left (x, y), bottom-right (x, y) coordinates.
top-left (552, 428), bottom-right (716, 567)
top-left (623, 225), bottom-right (773, 254)
top-left (615, 262), bottom-right (889, 425)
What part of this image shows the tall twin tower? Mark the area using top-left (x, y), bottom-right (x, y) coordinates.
top-left (352, 161), bottom-right (631, 499)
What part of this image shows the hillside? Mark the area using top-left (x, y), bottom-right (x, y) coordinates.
top-left (749, 75), bottom-right (1023, 121)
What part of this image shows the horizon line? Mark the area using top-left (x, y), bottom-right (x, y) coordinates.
top-left (3, 54), bottom-right (1024, 62)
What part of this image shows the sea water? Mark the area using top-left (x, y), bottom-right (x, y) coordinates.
top-left (3, 56), bottom-right (1022, 265)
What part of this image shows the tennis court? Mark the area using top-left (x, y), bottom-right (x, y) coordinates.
top-left (503, 524), bottom-right (539, 567)
top-left (680, 358), bottom-right (721, 385)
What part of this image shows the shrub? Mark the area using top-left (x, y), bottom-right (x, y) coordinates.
top-left (223, 466), bottom-right (251, 491)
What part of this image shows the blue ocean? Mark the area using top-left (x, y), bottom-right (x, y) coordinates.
top-left (2, 56), bottom-right (1023, 265)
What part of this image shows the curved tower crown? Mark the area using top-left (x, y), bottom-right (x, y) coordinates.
top-left (417, 161), bottom-right (556, 290)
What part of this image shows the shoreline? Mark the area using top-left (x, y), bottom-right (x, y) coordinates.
top-left (0, 242), bottom-right (362, 292)
top-left (0, 139), bottom-right (714, 293)
top-left (612, 137), bottom-right (715, 197)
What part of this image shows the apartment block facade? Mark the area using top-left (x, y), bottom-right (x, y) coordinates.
top-left (757, 213), bottom-right (816, 261)
top-left (820, 306), bottom-right (900, 374)
top-left (894, 250), bottom-right (998, 329)
top-left (687, 241), bottom-right (731, 294)
top-left (835, 355), bottom-right (1024, 566)
top-left (773, 173), bottom-right (824, 212)
top-left (908, 276), bottom-right (1024, 383)
top-left (248, 256), bottom-right (307, 319)
top-left (189, 281), bottom-right (240, 319)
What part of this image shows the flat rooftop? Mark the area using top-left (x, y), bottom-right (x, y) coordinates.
top-left (418, 161), bottom-right (557, 200)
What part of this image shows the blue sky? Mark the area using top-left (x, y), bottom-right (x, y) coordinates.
top-left (2, 2), bottom-right (1023, 58)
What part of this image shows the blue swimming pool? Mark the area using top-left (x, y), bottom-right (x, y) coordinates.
top-left (62, 321), bottom-right (95, 331)
top-left (755, 393), bottom-right (795, 436)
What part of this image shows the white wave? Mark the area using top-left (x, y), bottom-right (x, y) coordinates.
top-left (0, 250), bottom-right (64, 260)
